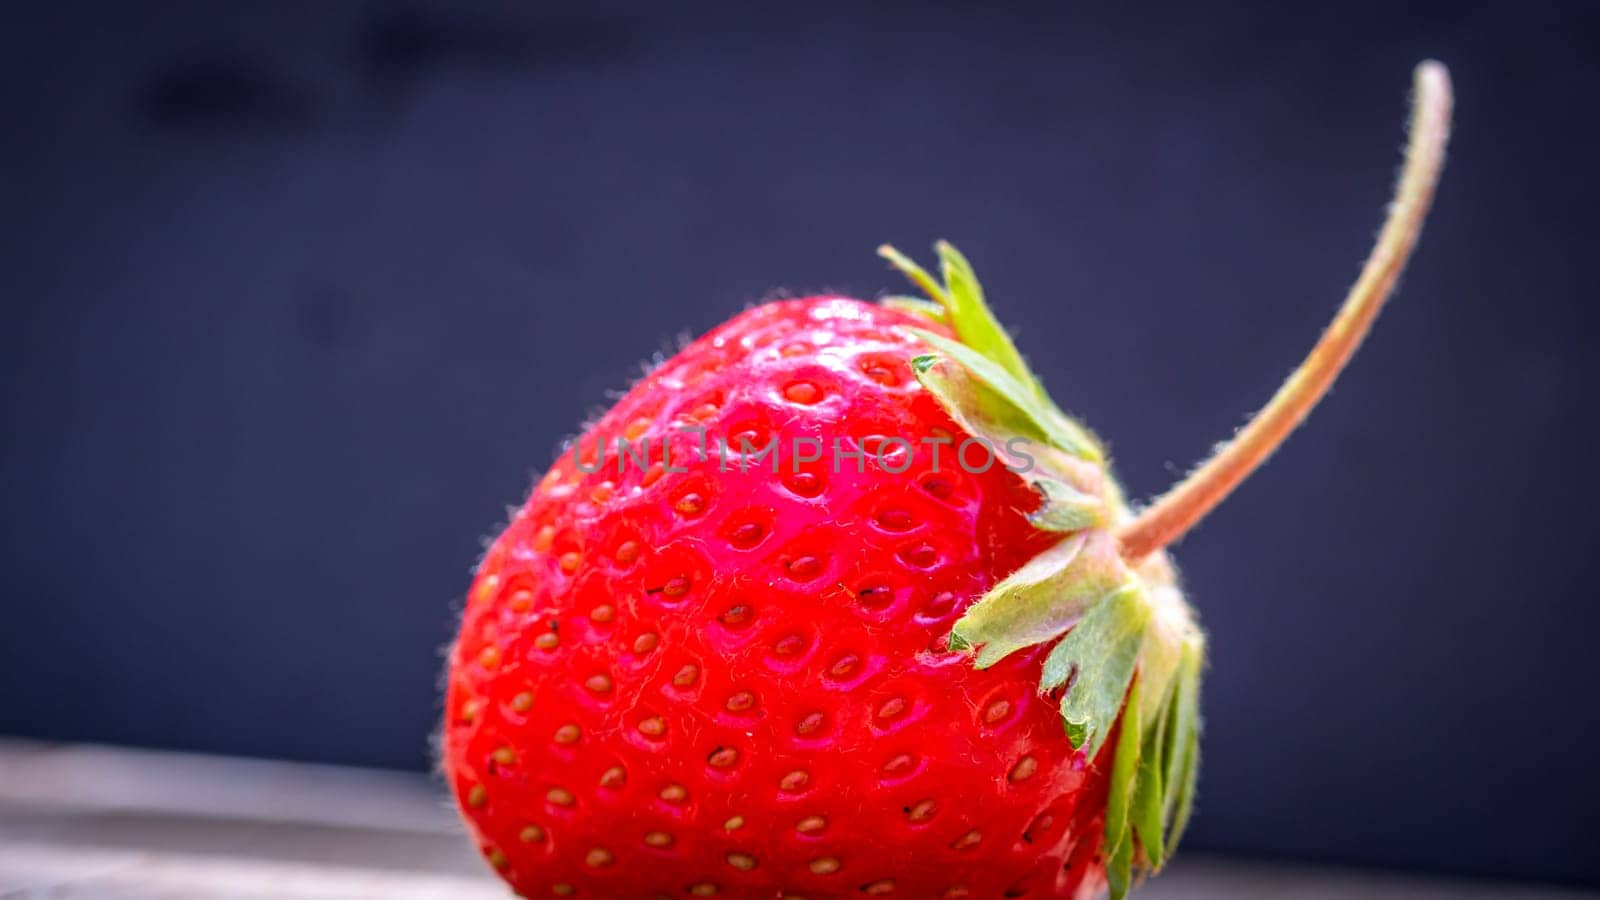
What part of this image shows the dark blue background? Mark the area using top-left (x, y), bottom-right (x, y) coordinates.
top-left (3, 0), bottom-right (1597, 886)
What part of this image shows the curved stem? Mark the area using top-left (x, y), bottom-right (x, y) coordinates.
top-left (1118, 61), bottom-right (1453, 561)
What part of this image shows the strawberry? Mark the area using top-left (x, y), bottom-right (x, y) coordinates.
top-left (442, 63), bottom-right (1452, 899)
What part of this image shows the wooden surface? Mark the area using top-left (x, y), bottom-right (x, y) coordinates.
top-left (1, 739), bottom-right (1593, 899)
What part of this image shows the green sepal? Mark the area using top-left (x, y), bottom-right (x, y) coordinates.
top-left (880, 294), bottom-right (949, 324)
top-left (910, 355), bottom-right (1104, 532)
top-left (877, 244), bottom-right (949, 308)
top-left (913, 329), bottom-right (1101, 461)
top-left (1040, 584), bottom-right (1149, 759)
top-left (881, 242), bottom-right (1102, 462)
top-left (1134, 605), bottom-right (1184, 728)
top-left (1162, 641), bottom-right (1203, 853)
top-left (910, 351), bottom-right (1055, 467)
top-left (932, 241), bottom-right (1039, 398)
top-left (1104, 678), bottom-right (1143, 900)
top-left (1130, 681), bottom-right (1172, 869)
top-left (1102, 633), bottom-right (1205, 887)
top-left (1027, 474), bottom-right (1107, 532)
top-left (949, 530), bottom-right (1129, 670)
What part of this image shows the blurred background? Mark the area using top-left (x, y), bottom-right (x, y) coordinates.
top-left (3, 0), bottom-right (1598, 894)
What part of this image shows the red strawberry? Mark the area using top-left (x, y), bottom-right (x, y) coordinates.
top-left (442, 63), bottom-right (1451, 899)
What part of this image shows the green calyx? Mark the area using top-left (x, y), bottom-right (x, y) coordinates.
top-left (881, 243), bottom-right (1206, 897)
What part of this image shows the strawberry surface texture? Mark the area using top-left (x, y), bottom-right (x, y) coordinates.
top-left (445, 296), bottom-right (1120, 898)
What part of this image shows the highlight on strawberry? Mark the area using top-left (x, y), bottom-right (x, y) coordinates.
top-left (441, 61), bottom-right (1452, 899)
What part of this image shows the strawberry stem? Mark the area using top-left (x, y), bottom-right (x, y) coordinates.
top-left (1118, 61), bottom-right (1453, 561)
